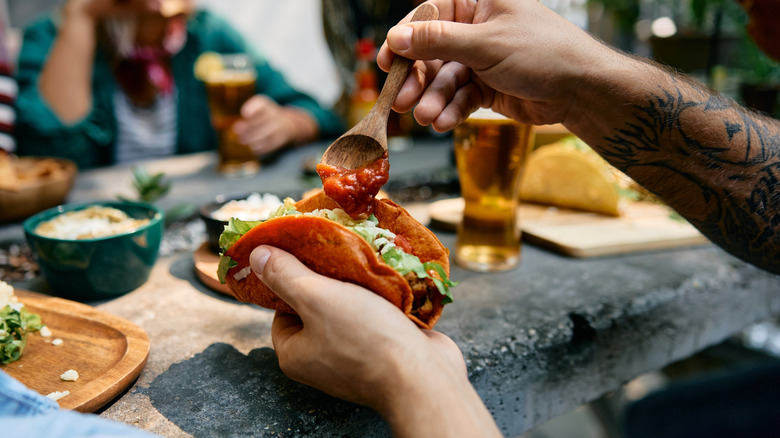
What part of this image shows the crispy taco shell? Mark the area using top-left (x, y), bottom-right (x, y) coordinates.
top-left (223, 191), bottom-right (450, 328)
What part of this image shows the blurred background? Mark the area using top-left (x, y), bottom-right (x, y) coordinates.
top-left (1, 1), bottom-right (779, 437)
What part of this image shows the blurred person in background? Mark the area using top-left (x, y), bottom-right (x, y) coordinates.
top-left (13, 0), bottom-right (342, 169)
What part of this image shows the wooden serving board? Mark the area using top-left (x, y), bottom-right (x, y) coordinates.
top-left (1, 290), bottom-right (150, 412)
top-left (429, 198), bottom-right (710, 258)
top-left (193, 242), bottom-right (234, 297)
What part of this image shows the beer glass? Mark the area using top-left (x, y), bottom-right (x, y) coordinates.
top-left (453, 108), bottom-right (534, 272)
top-left (203, 54), bottom-right (259, 176)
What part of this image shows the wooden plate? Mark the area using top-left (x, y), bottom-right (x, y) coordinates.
top-left (193, 242), bottom-right (234, 297)
top-left (429, 198), bottom-right (709, 258)
top-left (0, 290), bottom-right (150, 412)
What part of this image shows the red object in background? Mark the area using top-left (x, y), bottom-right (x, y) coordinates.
top-left (738, 0), bottom-right (780, 61)
top-left (347, 38), bottom-right (379, 129)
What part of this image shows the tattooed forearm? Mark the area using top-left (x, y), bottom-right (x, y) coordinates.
top-left (589, 72), bottom-right (780, 274)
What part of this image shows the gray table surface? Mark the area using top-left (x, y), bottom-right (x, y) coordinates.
top-left (3, 140), bottom-right (779, 437)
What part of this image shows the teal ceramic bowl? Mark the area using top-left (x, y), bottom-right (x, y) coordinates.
top-left (23, 201), bottom-right (164, 301)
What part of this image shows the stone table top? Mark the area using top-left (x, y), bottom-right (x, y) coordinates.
top-left (3, 140), bottom-right (779, 437)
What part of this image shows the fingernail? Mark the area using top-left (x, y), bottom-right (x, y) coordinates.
top-left (250, 246), bottom-right (271, 278)
top-left (390, 25), bottom-right (413, 51)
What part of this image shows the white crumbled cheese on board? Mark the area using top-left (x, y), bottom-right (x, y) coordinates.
top-left (51, 338), bottom-right (63, 346)
top-left (60, 370), bottom-right (79, 381)
top-left (39, 326), bottom-right (52, 337)
top-left (45, 390), bottom-right (70, 401)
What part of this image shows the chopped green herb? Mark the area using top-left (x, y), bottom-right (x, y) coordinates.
top-left (1, 304), bottom-right (43, 365)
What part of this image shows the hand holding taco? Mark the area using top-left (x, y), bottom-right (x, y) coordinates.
top-left (218, 191), bottom-right (456, 328)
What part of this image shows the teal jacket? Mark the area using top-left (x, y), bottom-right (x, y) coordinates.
top-left (14, 11), bottom-right (343, 168)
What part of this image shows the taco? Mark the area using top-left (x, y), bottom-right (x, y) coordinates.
top-left (519, 136), bottom-right (657, 216)
top-left (217, 191), bottom-right (456, 329)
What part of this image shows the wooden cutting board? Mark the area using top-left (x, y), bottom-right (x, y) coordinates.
top-left (1, 290), bottom-right (150, 412)
top-left (428, 198), bottom-right (710, 258)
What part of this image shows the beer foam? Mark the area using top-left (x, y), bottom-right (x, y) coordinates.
top-left (205, 70), bottom-right (256, 85)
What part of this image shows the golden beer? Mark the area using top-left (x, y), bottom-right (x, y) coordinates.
top-left (202, 55), bottom-right (259, 176)
top-left (454, 109), bottom-right (534, 271)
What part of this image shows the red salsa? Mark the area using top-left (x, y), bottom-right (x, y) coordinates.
top-left (316, 153), bottom-right (390, 218)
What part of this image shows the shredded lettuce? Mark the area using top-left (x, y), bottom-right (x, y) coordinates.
top-left (217, 198), bottom-right (456, 303)
top-left (1, 304), bottom-right (43, 365)
top-left (217, 218), bottom-right (258, 283)
top-left (381, 246), bottom-right (456, 304)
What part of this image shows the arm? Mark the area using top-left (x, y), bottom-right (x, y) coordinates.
top-left (378, 0), bottom-right (780, 274)
top-left (37, 1), bottom-right (98, 123)
top-left (14, 13), bottom-right (114, 168)
top-left (38, 0), bottom-right (155, 123)
top-left (251, 246), bottom-right (502, 438)
top-left (14, 0), bottom-right (158, 167)
top-left (567, 54), bottom-right (780, 274)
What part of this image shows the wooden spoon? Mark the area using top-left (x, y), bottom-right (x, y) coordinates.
top-left (320, 3), bottom-right (439, 170)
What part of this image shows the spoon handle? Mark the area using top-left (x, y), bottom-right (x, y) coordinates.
top-left (373, 3), bottom-right (439, 119)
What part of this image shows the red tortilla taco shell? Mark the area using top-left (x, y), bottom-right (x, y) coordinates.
top-left (221, 191), bottom-right (453, 329)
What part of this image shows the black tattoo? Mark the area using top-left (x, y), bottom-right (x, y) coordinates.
top-left (594, 74), bottom-right (780, 274)
top-left (725, 121), bottom-right (742, 141)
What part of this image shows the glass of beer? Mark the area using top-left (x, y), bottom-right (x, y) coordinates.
top-left (453, 108), bottom-right (535, 272)
top-left (202, 54), bottom-right (259, 176)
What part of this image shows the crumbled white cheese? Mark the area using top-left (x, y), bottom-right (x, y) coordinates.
top-left (0, 281), bottom-right (22, 311)
top-left (60, 370), bottom-right (79, 381)
top-left (8, 301), bottom-right (23, 312)
top-left (233, 266), bottom-right (252, 281)
top-left (39, 326), bottom-right (52, 337)
top-left (51, 338), bottom-right (63, 346)
top-left (45, 390), bottom-right (70, 401)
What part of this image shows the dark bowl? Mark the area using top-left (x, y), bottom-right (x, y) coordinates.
top-left (199, 192), bottom-right (297, 254)
top-left (23, 201), bottom-right (164, 301)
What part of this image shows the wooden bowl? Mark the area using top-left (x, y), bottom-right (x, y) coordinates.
top-left (0, 157), bottom-right (77, 223)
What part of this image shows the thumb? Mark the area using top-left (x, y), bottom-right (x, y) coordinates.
top-left (386, 21), bottom-right (495, 71)
top-left (249, 245), bottom-right (324, 314)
